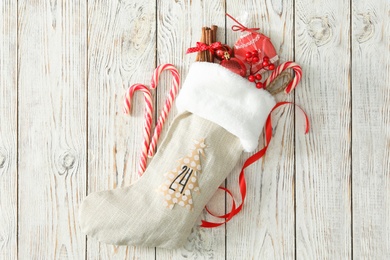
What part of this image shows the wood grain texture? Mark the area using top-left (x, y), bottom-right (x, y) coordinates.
top-left (17, 0), bottom-right (87, 259)
top-left (225, 1), bottom-right (295, 259)
top-left (3, 0), bottom-right (390, 258)
top-left (0, 1), bottom-right (17, 259)
top-left (86, 0), bottom-right (156, 259)
top-left (156, 0), bottom-right (226, 259)
top-left (295, 0), bottom-right (352, 258)
top-left (352, 0), bottom-right (390, 258)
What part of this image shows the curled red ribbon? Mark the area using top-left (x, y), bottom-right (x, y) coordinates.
top-left (201, 102), bottom-right (310, 228)
top-left (186, 41), bottom-right (222, 54)
top-left (226, 13), bottom-right (260, 33)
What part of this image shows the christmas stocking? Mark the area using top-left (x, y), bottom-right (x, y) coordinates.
top-left (79, 62), bottom-right (275, 249)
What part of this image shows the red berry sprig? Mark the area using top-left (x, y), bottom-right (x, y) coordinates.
top-left (247, 73), bottom-right (263, 89)
top-left (244, 50), bottom-right (275, 88)
top-left (261, 56), bottom-right (275, 70)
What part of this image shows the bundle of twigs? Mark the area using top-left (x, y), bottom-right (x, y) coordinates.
top-left (196, 25), bottom-right (218, 62)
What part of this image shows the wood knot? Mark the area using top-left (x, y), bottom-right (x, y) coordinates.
top-left (271, 0), bottom-right (283, 16)
top-left (356, 12), bottom-right (374, 43)
top-left (0, 151), bottom-right (6, 168)
top-left (58, 152), bottom-right (76, 174)
top-left (308, 16), bottom-right (332, 46)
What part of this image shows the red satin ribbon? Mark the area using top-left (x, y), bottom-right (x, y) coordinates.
top-left (186, 42), bottom-right (222, 54)
top-left (201, 101), bottom-right (309, 228)
top-left (226, 13), bottom-right (260, 33)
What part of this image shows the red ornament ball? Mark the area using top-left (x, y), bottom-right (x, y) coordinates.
top-left (262, 60), bottom-right (269, 67)
top-left (220, 57), bottom-right (247, 77)
top-left (214, 45), bottom-right (233, 60)
top-left (215, 49), bottom-right (226, 59)
top-left (248, 75), bottom-right (256, 82)
top-left (245, 52), bottom-right (253, 58)
top-left (255, 74), bottom-right (262, 80)
top-left (256, 82), bottom-right (264, 89)
top-left (268, 64), bottom-right (275, 70)
top-left (252, 56), bottom-right (259, 63)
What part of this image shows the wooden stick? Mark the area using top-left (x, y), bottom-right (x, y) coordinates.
top-left (210, 25), bottom-right (218, 62)
top-left (205, 28), bottom-right (212, 62)
top-left (196, 27), bottom-right (206, 61)
top-left (201, 27), bottom-right (207, 61)
top-left (211, 25), bottom-right (217, 43)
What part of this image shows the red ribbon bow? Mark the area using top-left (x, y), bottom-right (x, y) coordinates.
top-left (226, 13), bottom-right (260, 33)
top-left (201, 102), bottom-right (310, 228)
top-left (186, 41), bottom-right (222, 54)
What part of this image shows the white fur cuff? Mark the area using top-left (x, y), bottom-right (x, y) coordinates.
top-left (176, 62), bottom-right (276, 152)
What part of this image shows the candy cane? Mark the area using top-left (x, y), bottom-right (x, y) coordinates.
top-left (123, 84), bottom-right (153, 176)
top-left (265, 61), bottom-right (302, 94)
top-left (148, 64), bottom-right (180, 158)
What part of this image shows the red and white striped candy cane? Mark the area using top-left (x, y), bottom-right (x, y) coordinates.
top-left (265, 61), bottom-right (302, 94)
top-left (148, 64), bottom-right (180, 158)
top-left (123, 84), bottom-right (153, 176)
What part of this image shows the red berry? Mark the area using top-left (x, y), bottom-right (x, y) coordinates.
top-left (245, 52), bottom-right (253, 58)
top-left (255, 74), bottom-right (262, 80)
top-left (263, 56), bottom-right (269, 62)
top-left (256, 82), bottom-right (264, 89)
top-left (248, 75), bottom-right (255, 82)
top-left (252, 56), bottom-right (259, 63)
top-left (268, 64), bottom-right (275, 70)
top-left (252, 50), bottom-right (258, 56)
top-left (262, 60), bottom-right (269, 67)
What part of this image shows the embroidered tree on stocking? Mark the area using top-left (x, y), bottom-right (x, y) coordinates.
top-left (158, 139), bottom-right (206, 210)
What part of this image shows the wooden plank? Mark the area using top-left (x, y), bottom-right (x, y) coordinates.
top-left (17, 0), bottom-right (87, 259)
top-left (86, 0), bottom-right (156, 259)
top-left (295, 0), bottom-right (351, 258)
top-left (155, 0), bottom-right (226, 258)
top-left (225, 1), bottom-right (295, 259)
top-left (0, 1), bottom-right (17, 259)
top-left (352, 0), bottom-right (390, 258)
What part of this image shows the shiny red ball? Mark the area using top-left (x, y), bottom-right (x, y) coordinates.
top-left (252, 50), bottom-right (258, 56)
top-left (256, 82), bottom-right (264, 89)
top-left (262, 60), bottom-right (269, 67)
top-left (268, 64), bottom-right (275, 70)
top-left (214, 45), bottom-right (233, 61)
top-left (248, 75), bottom-right (255, 82)
top-left (263, 56), bottom-right (269, 62)
top-left (255, 74), bottom-right (262, 80)
top-left (215, 49), bottom-right (226, 58)
top-left (245, 52), bottom-right (253, 58)
top-left (252, 56), bottom-right (259, 63)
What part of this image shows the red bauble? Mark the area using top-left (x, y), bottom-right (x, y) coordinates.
top-left (245, 52), bottom-right (253, 58)
top-left (214, 44), bottom-right (233, 60)
top-left (268, 64), bottom-right (275, 70)
top-left (262, 60), bottom-right (269, 67)
top-left (220, 57), bottom-right (247, 77)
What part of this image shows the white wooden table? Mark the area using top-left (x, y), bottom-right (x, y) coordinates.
top-left (1, 0), bottom-right (389, 259)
